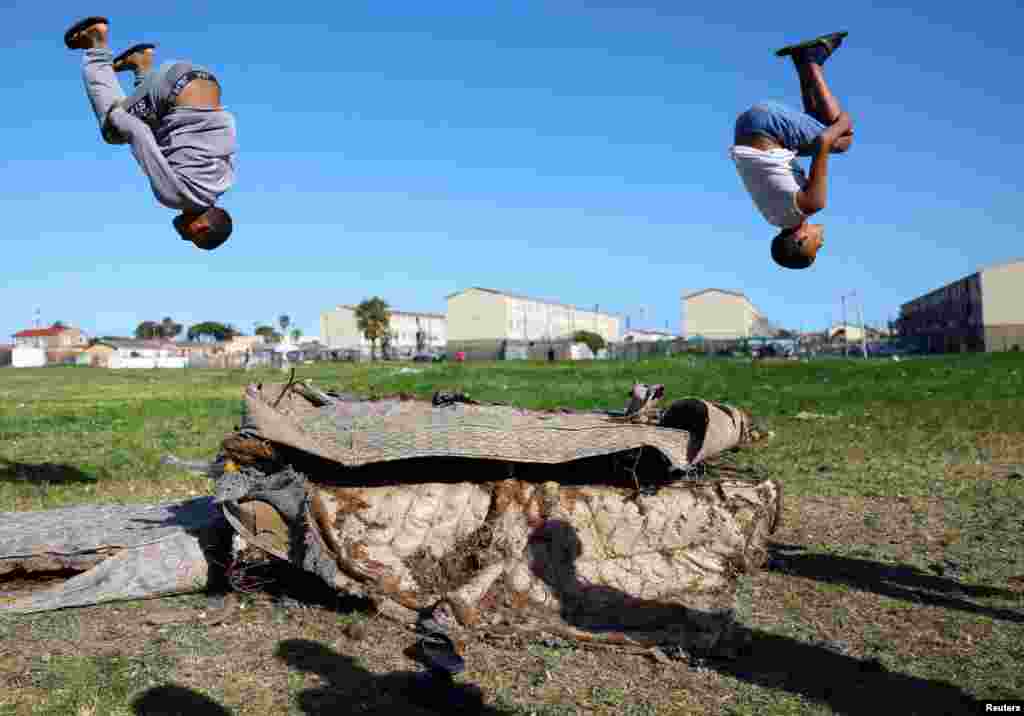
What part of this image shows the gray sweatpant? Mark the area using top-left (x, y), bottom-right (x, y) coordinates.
top-left (81, 48), bottom-right (237, 212)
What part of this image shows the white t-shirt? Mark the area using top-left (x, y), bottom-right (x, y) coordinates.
top-left (730, 145), bottom-right (807, 228)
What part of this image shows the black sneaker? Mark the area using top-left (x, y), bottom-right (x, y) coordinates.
top-left (113, 43), bottom-right (156, 72)
top-left (775, 31), bottom-right (848, 59)
top-left (63, 16), bottom-right (109, 49)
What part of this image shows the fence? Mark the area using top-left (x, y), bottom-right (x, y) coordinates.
top-left (109, 355), bottom-right (188, 369)
top-left (607, 337), bottom-right (804, 361)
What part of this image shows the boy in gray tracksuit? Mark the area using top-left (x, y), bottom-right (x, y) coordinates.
top-left (65, 16), bottom-right (237, 250)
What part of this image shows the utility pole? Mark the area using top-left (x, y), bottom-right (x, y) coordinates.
top-left (839, 290), bottom-right (867, 359)
top-left (856, 296), bottom-right (868, 358)
top-left (841, 293), bottom-right (848, 357)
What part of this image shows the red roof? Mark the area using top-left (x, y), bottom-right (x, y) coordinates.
top-left (14, 325), bottom-right (68, 338)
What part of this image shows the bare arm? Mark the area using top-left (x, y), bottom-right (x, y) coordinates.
top-left (831, 132), bottom-right (854, 154)
top-left (796, 112), bottom-right (852, 215)
top-left (796, 144), bottom-right (831, 215)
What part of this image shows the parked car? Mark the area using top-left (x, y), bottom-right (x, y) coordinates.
top-left (412, 351), bottom-right (447, 363)
top-left (872, 343), bottom-right (914, 357)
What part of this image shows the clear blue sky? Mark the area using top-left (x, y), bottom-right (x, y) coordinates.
top-left (3, 2), bottom-right (1022, 340)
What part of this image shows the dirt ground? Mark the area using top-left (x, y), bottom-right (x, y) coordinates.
top-left (3, 487), bottom-right (1017, 716)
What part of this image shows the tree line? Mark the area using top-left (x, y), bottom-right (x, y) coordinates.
top-left (109, 299), bottom-right (614, 359)
top-left (127, 314), bottom-right (304, 344)
top-left (254, 315), bottom-right (303, 345)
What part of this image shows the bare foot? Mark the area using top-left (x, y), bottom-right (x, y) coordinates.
top-left (113, 47), bottom-right (155, 74)
top-left (68, 21), bottom-right (109, 50)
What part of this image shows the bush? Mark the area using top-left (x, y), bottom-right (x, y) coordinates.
top-left (572, 330), bottom-right (606, 355)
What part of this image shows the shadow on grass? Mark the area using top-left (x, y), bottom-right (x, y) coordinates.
top-left (768, 542), bottom-right (1024, 623)
top-left (275, 638), bottom-right (507, 715)
top-left (131, 683), bottom-right (232, 715)
top-left (714, 627), bottom-right (980, 715)
top-left (0, 459), bottom-right (97, 484)
top-left (527, 520), bottom-right (981, 716)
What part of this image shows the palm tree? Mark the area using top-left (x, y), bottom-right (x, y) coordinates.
top-left (354, 297), bottom-right (391, 360)
top-left (160, 317), bottom-right (183, 340)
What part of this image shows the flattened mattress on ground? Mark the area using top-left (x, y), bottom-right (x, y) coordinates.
top-left (217, 382), bottom-right (781, 653)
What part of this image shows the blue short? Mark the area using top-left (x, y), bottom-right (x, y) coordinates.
top-left (735, 102), bottom-right (825, 156)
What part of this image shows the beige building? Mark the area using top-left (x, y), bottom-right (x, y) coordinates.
top-left (224, 335), bottom-right (266, 354)
top-left (828, 323), bottom-right (866, 343)
top-left (83, 342), bottom-right (115, 366)
top-left (897, 258), bottom-right (1024, 352)
top-left (681, 289), bottom-right (774, 340)
top-left (321, 305), bottom-right (446, 356)
top-left (446, 287), bottom-right (620, 350)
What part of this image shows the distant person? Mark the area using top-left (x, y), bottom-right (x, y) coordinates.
top-left (731, 32), bottom-right (854, 269)
top-left (64, 16), bottom-right (237, 251)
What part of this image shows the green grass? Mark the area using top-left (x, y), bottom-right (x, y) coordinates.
top-left (27, 611), bottom-right (81, 643)
top-left (29, 647), bottom-right (176, 716)
top-left (2, 355), bottom-right (1023, 714)
top-left (158, 622), bottom-right (224, 660)
top-left (1, 355), bottom-right (1022, 511)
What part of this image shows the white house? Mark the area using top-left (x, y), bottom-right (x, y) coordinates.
top-left (12, 347), bottom-right (46, 368)
top-left (10, 323), bottom-right (88, 367)
top-left (622, 328), bottom-right (678, 343)
top-left (91, 340), bottom-right (188, 369)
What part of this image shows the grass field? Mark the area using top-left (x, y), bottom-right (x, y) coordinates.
top-left (1, 355), bottom-right (1023, 715)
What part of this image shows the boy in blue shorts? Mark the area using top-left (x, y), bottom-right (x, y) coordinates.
top-left (731, 32), bottom-right (854, 269)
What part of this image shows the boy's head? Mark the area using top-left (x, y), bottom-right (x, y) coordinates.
top-left (771, 223), bottom-right (824, 269)
top-left (174, 207), bottom-right (233, 251)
